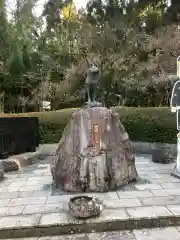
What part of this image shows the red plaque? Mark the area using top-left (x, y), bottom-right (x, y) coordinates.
top-left (92, 124), bottom-right (100, 150)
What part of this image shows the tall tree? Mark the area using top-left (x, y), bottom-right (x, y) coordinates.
top-left (0, 0), bottom-right (3, 12)
top-left (166, 0), bottom-right (180, 23)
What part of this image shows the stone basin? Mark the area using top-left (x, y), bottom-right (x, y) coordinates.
top-left (68, 195), bottom-right (104, 219)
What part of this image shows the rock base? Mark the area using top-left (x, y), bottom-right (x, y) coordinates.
top-left (2, 160), bottom-right (19, 172)
top-left (51, 107), bottom-right (138, 192)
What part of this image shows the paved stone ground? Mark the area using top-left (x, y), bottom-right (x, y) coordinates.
top-left (1, 154), bottom-right (180, 238)
top-left (3, 227), bottom-right (180, 239)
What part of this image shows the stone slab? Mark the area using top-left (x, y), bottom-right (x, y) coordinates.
top-left (1, 207), bottom-right (180, 238)
top-left (0, 213), bottom-right (41, 229)
top-left (161, 183), bottom-right (180, 188)
top-left (171, 164), bottom-right (180, 179)
top-left (134, 184), bottom-right (162, 190)
top-left (23, 204), bottom-right (64, 215)
top-left (127, 206), bottom-right (172, 219)
top-left (8, 197), bottom-right (47, 207)
top-left (103, 198), bottom-right (142, 208)
top-left (2, 154), bottom-right (180, 238)
top-left (167, 205), bottom-right (180, 215)
top-left (117, 190), bottom-right (153, 199)
top-left (151, 189), bottom-right (170, 197)
top-left (88, 230), bottom-right (135, 240)
top-left (140, 196), bottom-right (180, 206)
top-left (133, 227), bottom-right (180, 240)
top-left (0, 206), bottom-right (24, 217)
top-left (4, 227), bottom-right (180, 239)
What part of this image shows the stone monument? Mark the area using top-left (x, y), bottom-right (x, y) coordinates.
top-left (51, 65), bottom-right (138, 192)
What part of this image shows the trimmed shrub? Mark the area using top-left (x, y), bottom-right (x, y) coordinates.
top-left (0, 107), bottom-right (177, 144)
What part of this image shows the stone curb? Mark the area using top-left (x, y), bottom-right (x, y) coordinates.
top-left (1, 150), bottom-right (54, 171)
top-left (36, 142), bottom-right (177, 157)
top-left (4, 144), bottom-right (58, 169)
top-left (0, 213), bottom-right (180, 239)
top-left (133, 141), bottom-right (177, 156)
top-left (8, 152), bottom-right (42, 169)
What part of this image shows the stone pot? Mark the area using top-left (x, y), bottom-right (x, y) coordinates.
top-left (68, 196), bottom-right (103, 219)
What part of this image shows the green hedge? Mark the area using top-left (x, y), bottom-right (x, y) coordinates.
top-left (0, 107), bottom-right (177, 144)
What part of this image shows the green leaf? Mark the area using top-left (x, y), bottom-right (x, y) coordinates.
top-left (8, 44), bottom-right (25, 75)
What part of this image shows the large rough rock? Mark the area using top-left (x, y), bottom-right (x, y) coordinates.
top-left (152, 143), bottom-right (175, 164)
top-left (0, 161), bottom-right (4, 180)
top-left (1, 152), bottom-right (41, 173)
top-left (51, 107), bottom-right (138, 192)
top-left (2, 159), bottom-right (19, 172)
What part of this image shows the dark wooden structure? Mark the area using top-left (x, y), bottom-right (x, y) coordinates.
top-left (0, 117), bottom-right (39, 159)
